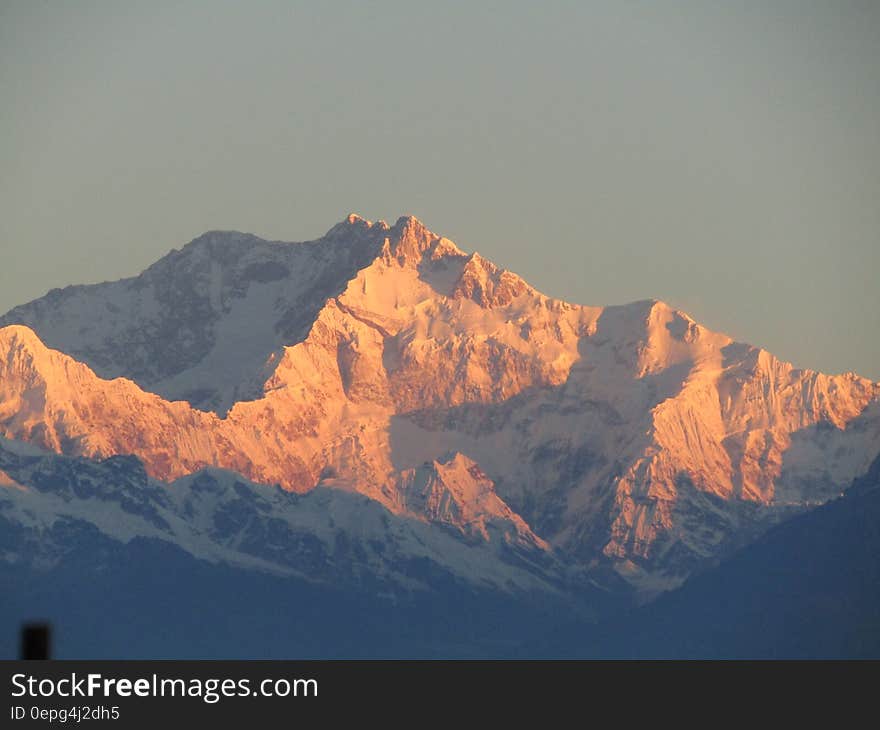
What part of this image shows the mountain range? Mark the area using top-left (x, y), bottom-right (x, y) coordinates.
top-left (1, 214), bottom-right (878, 656)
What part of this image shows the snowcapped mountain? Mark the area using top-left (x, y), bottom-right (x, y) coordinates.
top-left (0, 216), bottom-right (386, 414)
top-left (0, 437), bottom-right (560, 597)
top-left (1, 214), bottom-right (878, 596)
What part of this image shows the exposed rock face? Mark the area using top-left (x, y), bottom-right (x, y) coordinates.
top-left (1, 214), bottom-right (878, 591)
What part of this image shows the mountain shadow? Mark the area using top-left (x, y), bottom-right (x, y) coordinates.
top-left (522, 454), bottom-right (880, 658)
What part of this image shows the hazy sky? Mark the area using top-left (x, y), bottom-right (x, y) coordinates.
top-left (1, 1), bottom-right (878, 378)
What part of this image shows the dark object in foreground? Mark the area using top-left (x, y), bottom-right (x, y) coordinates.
top-left (20, 622), bottom-right (51, 660)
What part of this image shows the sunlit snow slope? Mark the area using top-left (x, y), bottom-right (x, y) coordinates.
top-left (2, 214), bottom-right (878, 590)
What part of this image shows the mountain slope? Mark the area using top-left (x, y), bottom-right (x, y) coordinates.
top-left (1, 214), bottom-right (878, 590)
top-left (0, 437), bottom-right (560, 596)
top-left (0, 216), bottom-right (387, 413)
top-left (527, 454), bottom-right (880, 658)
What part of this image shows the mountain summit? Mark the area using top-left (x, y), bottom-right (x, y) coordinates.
top-left (1, 214), bottom-right (878, 593)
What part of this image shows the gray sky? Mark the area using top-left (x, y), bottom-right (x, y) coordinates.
top-left (1, 0), bottom-right (878, 378)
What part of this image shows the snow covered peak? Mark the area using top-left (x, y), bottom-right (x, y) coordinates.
top-left (393, 213), bottom-right (426, 229)
top-left (0, 324), bottom-right (79, 390)
top-left (380, 214), bottom-right (439, 265)
top-left (0, 323), bottom-right (42, 350)
top-left (451, 252), bottom-right (534, 307)
top-left (324, 213), bottom-right (390, 240)
top-left (397, 451), bottom-right (549, 550)
top-left (2, 213), bottom-right (879, 594)
top-left (0, 222), bottom-right (388, 413)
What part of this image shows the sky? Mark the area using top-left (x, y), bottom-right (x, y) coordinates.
top-left (1, 0), bottom-right (878, 379)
